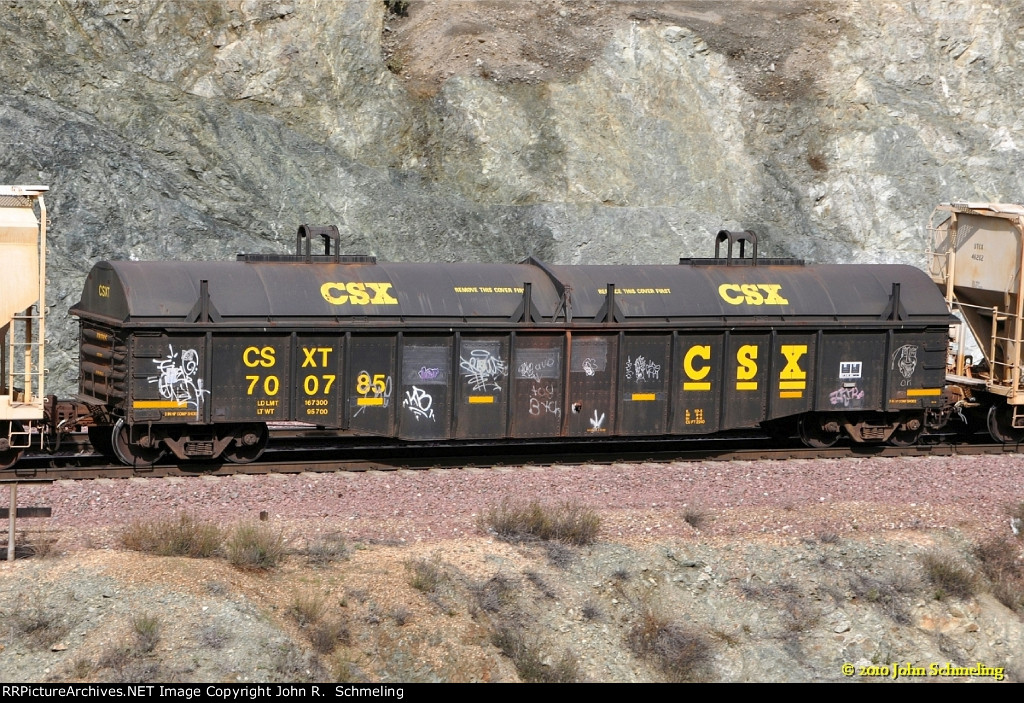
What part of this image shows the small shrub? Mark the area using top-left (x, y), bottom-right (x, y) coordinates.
top-left (920, 551), bottom-right (977, 600)
top-left (198, 624), bottom-right (229, 650)
top-left (627, 611), bottom-right (715, 682)
top-left (131, 613), bottom-right (161, 653)
top-left (273, 643), bottom-right (328, 683)
top-left (491, 625), bottom-right (579, 683)
top-left (225, 521), bottom-right (285, 570)
top-left (992, 579), bottom-right (1024, 612)
top-left (406, 559), bottom-right (457, 614)
top-left (71, 656), bottom-right (96, 679)
top-left (407, 558), bottom-right (446, 594)
top-left (288, 591), bottom-right (327, 629)
top-left (308, 618), bottom-right (351, 654)
top-left (976, 537), bottom-right (1022, 581)
top-left (383, 0), bottom-right (409, 17)
top-left (473, 574), bottom-right (517, 613)
top-left (975, 537), bottom-right (1024, 612)
top-left (304, 532), bottom-right (350, 566)
top-left (682, 507), bottom-right (708, 531)
top-left (818, 531), bottom-right (839, 544)
top-left (121, 513), bottom-right (223, 558)
top-left (9, 599), bottom-right (72, 650)
top-left (525, 571), bottom-right (556, 598)
top-left (543, 540), bottom-right (575, 568)
top-left (481, 499), bottom-right (600, 546)
top-left (97, 645), bottom-right (132, 673)
top-left (391, 606), bottom-right (411, 626)
top-left (581, 602), bottom-right (602, 622)
top-left (849, 572), bottom-right (913, 625)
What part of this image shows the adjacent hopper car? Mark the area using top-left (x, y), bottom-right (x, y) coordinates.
top-left (0, 186), bottom-right (48, 470)
top-left (6, 186), bottom-right (1024, 472)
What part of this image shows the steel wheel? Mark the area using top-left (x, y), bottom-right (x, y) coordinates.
top-left (223, 424), bottom-right (268, 464)
top-left (88, 425), bottom-right (115, 459)
top-left (0, 422), bottom-right (24, 470)
top-left (111, 419), bottom-right (165, 467)
top-left (888, 427), bottom-right (923, 446)
top-left (987, 405), bottom-right (1024, 443)
top-left (798, 416), bottom-right (840, 448)
top-left (0, 448), bottom-right (22, 470)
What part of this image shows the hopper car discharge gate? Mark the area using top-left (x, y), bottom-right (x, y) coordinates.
top-left (68, 222), bottom-right (956, 468)
top-left (929, 203), bottom-right (1024, 442)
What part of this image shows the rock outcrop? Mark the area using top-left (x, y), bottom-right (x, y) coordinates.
top-left (1, 0), bottom-right (1022, 391)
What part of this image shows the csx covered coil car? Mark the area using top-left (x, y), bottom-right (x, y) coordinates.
top-left (71, 229), bottom-right (953, 466)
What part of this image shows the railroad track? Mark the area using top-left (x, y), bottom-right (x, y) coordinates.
top-left (1, 430), bottom-right (1016, 482)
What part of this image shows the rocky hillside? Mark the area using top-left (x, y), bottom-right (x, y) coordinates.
top-left (2, 0), bottom-right (1023, 391)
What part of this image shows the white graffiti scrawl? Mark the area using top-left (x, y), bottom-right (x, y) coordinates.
top-left (403, 386), bottom-right (436, 422)
top-left (625, 355), bottom-right (661, 383)
top-left (891, 345), bottom-right (918, 379)
top-left (148, 345), bottom-right (209, 419)
top-left (460, 349), bottom-right (508, 392)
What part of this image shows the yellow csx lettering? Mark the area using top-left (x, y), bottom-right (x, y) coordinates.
top-left (98, 284), bottom-right (110, 298)
top-left (301, 347), bottom-right (333, 368)
top-left (682, 345), bottom-right (712, 391)
top-left (321, 282), bottom-right (398, 306)
top-left (718, 284), bottom-right (789, 306)
top-left (779, 345), bottom-right (807, 380)
top-left (243, 346), bottom-right (276, 368)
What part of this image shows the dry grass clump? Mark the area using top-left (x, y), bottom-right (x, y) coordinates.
top-left (225, 521), bottom-right (286, 570)
top-left (627, 611), bottom-right (715, 682)
top-left (9, 600), bottom-right (73, 650)
top-left (481, 499), bottom-right (600, 546)
top-left (303, 532), bottom-right (350, 566)
top-left (919, 550), bottom-right (978, 600)
top-left (681, 506), bottom-right (709, 531)
top-left (131, 613), bottom-right (161, 653)
top-left (120, 513), bottom-right (223, 558)
top-left (288, 591), bottom-right (328, 629)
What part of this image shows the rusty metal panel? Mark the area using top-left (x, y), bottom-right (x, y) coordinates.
top-left (617, 335), bottom-right (670, 435)
top-left (672, 333), bottom-right (723, 434)
top-left (347, 336), bottom-right (396, 437)
top-left (886, 331), bottom-right (946, 411)
top-left (767, 333), bottom-right (816, 420)
top-left (816, 333), bottom-right (885, 412)
top-left (293, 335), bottom-right (343, 427)
top-left (567, 335), bottom-right (617, 437)
top-left (455, 336), bottom-right (510, 439)
top-left (511, 335), bottom-right (564, 438)
top-left (130, 335), bottom-right (208, 424)
top-left (210, 336), bottom-right (289, 423)
top-left (721, 333), bottom-right (769, 429)
top-left (398, 338), bottom-right (452, 440)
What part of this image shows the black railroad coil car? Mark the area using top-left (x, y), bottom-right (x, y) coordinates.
top-left (70, 228), bottom-right (955, 467)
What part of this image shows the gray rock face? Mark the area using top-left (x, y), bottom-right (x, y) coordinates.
top-left (1, 0), bottom-right (1022, 393)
